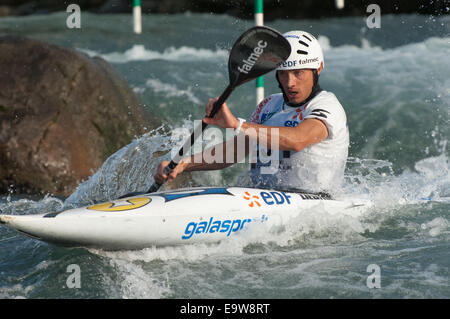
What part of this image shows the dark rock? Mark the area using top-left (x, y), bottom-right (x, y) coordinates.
top-left (0, 36), bottom-right (160, 196)
top-left (0, 6), bottom-right (14, 17)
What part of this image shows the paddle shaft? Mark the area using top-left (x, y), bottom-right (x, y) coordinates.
top-left (147, 84), bottom-right (235, 193)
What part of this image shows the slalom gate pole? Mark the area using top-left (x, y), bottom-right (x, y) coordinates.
top-left (254, 0), bottom-right (264, 105)
top-left (133, 0), bottom-right (142, 34)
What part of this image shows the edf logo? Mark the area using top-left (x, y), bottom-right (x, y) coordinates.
top-left (280, 60), bottom-right (297, 68)
top-left (260, 191), bottom-right (291, 205)
top-left (284, 120), bottom-right (299, 127)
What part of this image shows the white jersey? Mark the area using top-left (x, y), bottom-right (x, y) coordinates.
top-left (246, 91), bottom-right (349, 193)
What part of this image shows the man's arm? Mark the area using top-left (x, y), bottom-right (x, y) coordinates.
top-left (203, 98), bottom-right (328, 153)
top-left (239, 118), bottom-right (328, 152)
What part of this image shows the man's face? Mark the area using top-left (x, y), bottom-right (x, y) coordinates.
top-left (277, 69), bottom-right (315, 104)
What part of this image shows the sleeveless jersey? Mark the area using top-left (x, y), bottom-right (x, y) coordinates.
top-left (246, 91), bottom-right (349, 193)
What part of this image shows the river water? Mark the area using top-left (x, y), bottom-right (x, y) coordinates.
top-left (0, 12), bottom-right (449, 299)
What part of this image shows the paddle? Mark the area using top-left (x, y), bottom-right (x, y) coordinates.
top-left (123, 26), bottom-right (290, 197)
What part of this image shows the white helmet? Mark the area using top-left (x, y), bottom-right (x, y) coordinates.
top-left (277, 30), bottom-right (324, 71)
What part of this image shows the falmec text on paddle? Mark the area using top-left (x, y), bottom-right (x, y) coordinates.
top-left (237, 40), bottom-right (267, 74)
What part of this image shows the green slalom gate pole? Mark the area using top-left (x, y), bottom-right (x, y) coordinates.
top-left (255, 0), bottom-right (264, 105)
top-left (133, 0), bottom-right (142, 34)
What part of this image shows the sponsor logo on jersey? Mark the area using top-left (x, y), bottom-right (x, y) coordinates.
top-left (259, 96), bottom-right (272, 108)
top-left (250, 96), bottom-right (273, 123)
top-left (260, 111), bottom-right (276, 123)
top-left (284, 120), bottom-right (299, 127)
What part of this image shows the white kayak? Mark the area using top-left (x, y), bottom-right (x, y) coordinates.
top-left (0, 187), bottom-right (370, 250)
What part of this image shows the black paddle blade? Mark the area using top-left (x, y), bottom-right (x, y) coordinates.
top-left (228, 26), bottom-right (291, 87)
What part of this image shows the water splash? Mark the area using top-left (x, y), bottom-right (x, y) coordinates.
top-left (64, 126), bottom-right (173, 208)
top-left (343, 154), bottom-right (450, 206)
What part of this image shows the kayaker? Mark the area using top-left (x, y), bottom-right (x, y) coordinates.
top-left (154, 30), bottom-right (349, 194)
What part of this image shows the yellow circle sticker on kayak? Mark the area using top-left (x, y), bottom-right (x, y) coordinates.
top-left (87, 197), bottom-right (151, 212)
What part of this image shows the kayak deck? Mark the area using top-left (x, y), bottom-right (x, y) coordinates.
top-left (0, 187), bottom-right (371, 250)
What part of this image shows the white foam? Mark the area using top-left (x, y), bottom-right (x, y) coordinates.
top-left (107, 259), bottom-right (172, 298)
top-left (421, 217), bottom-right (449, 237)
top-left (79, 45), bottom-right (228, 64)
top-left (0, 195), bottom-right (64, 216)
top-left (318, 35), bottom-right (331, 51)
top-left (145, 78), bottom-right (202, 104)
top-left (64, 126), bottom-right (173, 207)
top-left (343, 154), bottom-right (450, 207)
top-left (0, 284), bottom-right (33, 299)
top-left (90, 236), bottom-right (249, 263)
top-left (318, 35), bottom-right (449, 52)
